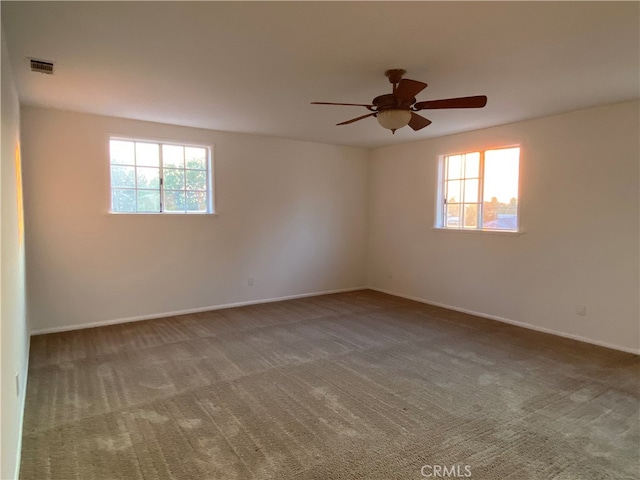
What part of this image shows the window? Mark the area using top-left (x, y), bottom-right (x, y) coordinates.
top-left (438, 146), bottom-right (520, 231)
top-left (109, 138), bottom-right (213, 214)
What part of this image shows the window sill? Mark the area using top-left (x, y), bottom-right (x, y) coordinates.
top-left (107, 211), bottom-right (218, 216)
top-left (432, 227), bottom-right (524, 236)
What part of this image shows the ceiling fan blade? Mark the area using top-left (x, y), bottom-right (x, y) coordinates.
top-left (394, 79), bottom-right (428, 100)
top-left (408, 112), bottom-right (432, 131)
top-left (336, 112), bottom-right (376, 126)
top-left (414, 95), bottom-right (487, 110)
top-left (311, 102), bottom-right (373, 107)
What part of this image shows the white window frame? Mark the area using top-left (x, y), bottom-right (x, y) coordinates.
top-left (435, 146), bottom-right (520, 232)
top-left (108, 137), bottom-right (215, 215)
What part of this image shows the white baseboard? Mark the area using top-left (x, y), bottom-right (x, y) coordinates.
top-left (30, 286), bottom-right (368, 335)
top-left (369, 287), bottom-right (640, 355)
top-left (29, 285), bottom-right (639, 355)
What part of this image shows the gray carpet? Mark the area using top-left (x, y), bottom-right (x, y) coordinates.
top-left (19, 290), bottom-right (639, 479)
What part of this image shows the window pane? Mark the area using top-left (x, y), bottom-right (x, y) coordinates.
top-left (483, 147), bottom-right (519, 230)
top-left (135, 142), bottom-right (159, 167)
top-left (463, 204), bottom-right (478, 228)
top-left (484, 148), bottom-right (520, 203)
top-left (464, 152), bottom-right (480, 178)
top-left (446, 180), bottom-right (461, 203)
top-left (185, 147), bottom-right (207, 170)
top-left (111, 166), bottom-right (135, 188)
top-left (137, 190), bottom-right (160, 212)
top-left (186, 169), bottom-right (207, 191)
top-left (110, 140), bottom-right (135, 165)
top-left (111, 189), bottom-right (136, 212)
top-left (164, 168), bottom-right (185, 190)
top-left (136, 167), bottom-right (160, 189)
top-left (463, 179), bottom-right (479, 203)
top-left (445, 204), bottom-right (461, 227)
top-left (186, 191), bottom-right (207, 212)
top-left (164, 191), bottom-right (186, 211)
top-left (447, 155), bottom-right (462, 179)
top-left (163, 145), bottom-right (184, 168)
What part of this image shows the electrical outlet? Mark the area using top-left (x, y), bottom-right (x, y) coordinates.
top-left (248, 276), bottom-right (254, 286)
top-left (576, 305), bottom-right (587, 317)
top-left (15, 372), bottom-right (20, 397)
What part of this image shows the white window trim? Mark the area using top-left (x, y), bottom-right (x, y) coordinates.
top-left (107, 135), bottom-right (216, 215)
top-left (432, 227), bottom-right (525, 236)
top-left (434, 144), bottom-right (522, 233)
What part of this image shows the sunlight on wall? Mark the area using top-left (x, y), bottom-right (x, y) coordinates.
top-left (15, 143), bottom-right (24, 247)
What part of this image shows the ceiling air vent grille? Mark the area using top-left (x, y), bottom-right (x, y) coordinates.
top-left (30, 59), bottom-right (54, 75)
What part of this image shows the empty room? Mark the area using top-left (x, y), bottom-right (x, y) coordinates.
top-left (1, 2), bottom-right (638, 479)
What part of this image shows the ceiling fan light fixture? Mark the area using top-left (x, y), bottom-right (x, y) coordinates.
top-left (312, 69), bottom-right (487, 134)
top-left (377, 109), bottom-right (411, 133)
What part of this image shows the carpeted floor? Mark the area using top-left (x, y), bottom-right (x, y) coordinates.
top-left (19, 290), bottom-right (639, 479)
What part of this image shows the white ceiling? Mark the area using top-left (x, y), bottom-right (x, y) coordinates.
top-left (2, 1), bottom-right (638, 148)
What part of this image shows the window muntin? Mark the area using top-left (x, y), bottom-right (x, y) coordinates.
top-left (439, 147), bottom-right (519, 231)
top-left (109, 139), bottom-right (213, 214)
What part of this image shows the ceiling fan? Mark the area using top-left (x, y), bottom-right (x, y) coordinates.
top-left (312, 69), bottom-right (487, 134)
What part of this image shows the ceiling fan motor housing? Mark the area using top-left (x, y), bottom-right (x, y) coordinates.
top-left (371, 94), bottom-right (414, 111)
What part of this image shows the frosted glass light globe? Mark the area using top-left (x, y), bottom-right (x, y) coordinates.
top-left (377, 109), bottom-right (412, 132)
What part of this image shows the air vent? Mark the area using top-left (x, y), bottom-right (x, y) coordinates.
top-left (30, 59), bottom-right (54, 75)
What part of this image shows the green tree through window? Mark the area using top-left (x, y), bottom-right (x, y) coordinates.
top-left (109, 139), bottom-right (213, 214)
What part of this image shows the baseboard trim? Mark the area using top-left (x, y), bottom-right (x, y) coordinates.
top-left (30, 286), bottom-right (368, 335)
top-left (29, 285), bottom-right (639, 355)
top-left (369, 287), bottom-right (640, 355)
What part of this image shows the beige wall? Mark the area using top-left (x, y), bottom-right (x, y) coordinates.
top-left (1, 29), bottom-right (29, 480)
top-left (21, 107), bottom-right (368, 333)
top-left (21, 102), bottom-right (640, 353)
top-left (367, 101), bottom-right (640, 353)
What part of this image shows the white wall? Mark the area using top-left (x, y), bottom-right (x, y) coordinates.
top-left (368, 101), bottom-right (640, 353)
top-left (1, 28), bottom-right (29, 480)
top-left (21, 107), bottom-right (368, 333)
top-left (18, 101), bottom-right (640, 355)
